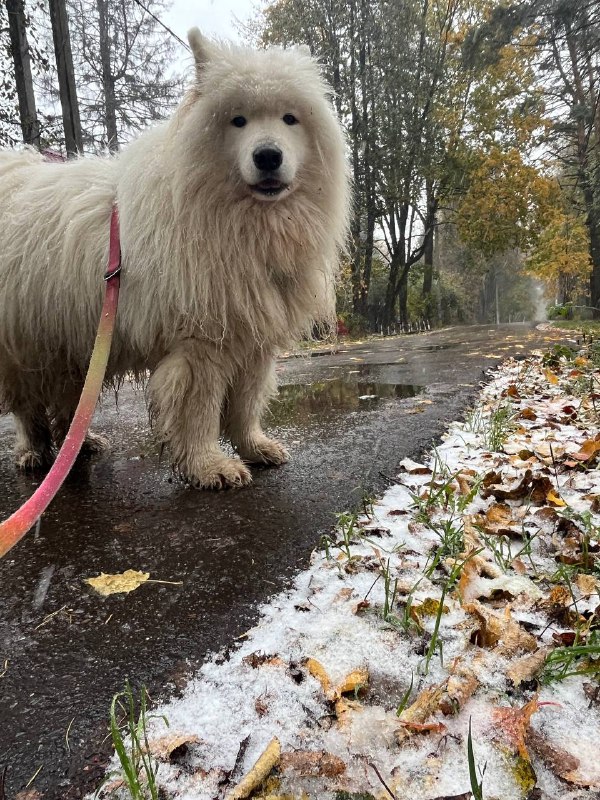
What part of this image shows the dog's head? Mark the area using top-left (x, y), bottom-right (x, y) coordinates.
top-left (182, 29), bottom-right (341, 204)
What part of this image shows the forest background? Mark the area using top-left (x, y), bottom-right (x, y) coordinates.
top-left (2, 0), bottom-right (599, 333)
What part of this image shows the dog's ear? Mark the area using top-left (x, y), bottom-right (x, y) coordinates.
top-left (188, 27), bottom-right (213, 72)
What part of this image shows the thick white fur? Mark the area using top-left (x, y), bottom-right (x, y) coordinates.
top-left (0, 31), bottom-right (350, 488)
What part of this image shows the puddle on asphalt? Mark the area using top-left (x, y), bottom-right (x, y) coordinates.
top-left (270, 379), bottom-right (424, 424)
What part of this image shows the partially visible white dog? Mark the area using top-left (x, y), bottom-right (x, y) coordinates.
top-left (0, 30), bottom-right (350, 489)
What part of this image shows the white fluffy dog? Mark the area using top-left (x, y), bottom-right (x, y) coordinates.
top-left (0, 30), bottom-right (350, 489)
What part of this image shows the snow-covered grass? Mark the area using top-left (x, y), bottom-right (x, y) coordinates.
top-left (96, 341), bottom-right (600, 800)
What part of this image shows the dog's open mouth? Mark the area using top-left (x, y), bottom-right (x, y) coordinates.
top-left (250, 178), bottom-right (288, 197)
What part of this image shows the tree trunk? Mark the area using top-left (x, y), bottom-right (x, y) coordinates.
top-left (584, 195), bottom-right (600, 317)
top-left (96, 0), bottom-right (119, 150)
top-left (359, 207), bottom-right (376, 316)
top-left (397, 267), bottom-right (409, 324)
top-left (421, 180), bottom-right (436, 305)
top-left (49, 0), bottom-right (83, 155)
top-left (6, 0), bottom-right (40, 147)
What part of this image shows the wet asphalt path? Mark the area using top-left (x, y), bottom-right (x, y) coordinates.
top-left (0, 323), bottom-right (568, 798)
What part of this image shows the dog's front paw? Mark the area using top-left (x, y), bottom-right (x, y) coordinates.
top-left (15, 447), bottom-right (54, 473)
top-left (238, 436), bottom-right (290, 466)
top-left (80, 431), bottom-right (110, 455)
top-left (186, 456), bottom-right (252, 490)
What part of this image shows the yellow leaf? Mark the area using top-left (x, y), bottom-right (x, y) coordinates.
top-left (86, 570), bottom-right (150, 596)
top-left (544, 368), bottom-right (559, 384)
top-left (304, 658), bottom-right (335, 699)
top-left (225, 737), bottom-right (281, 800)
top-left (546, 490), bottom-right (566, 507)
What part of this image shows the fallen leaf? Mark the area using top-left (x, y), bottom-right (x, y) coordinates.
top-left (571, 438), bottom-right (600, 462)
top-left (242, 652), bottom-right (284, 669)
top-left (544, 368), bottom-right (559, 385)
top-left (465, 601), bottom-right (537, 655)
top-left (396, 720), bottom-right (447, 735)
top-left (147, 734), bottom-right (200, 761)
top-left (527, 728), bottom-right (578, 774)
top-left (493, 697), bottom-right (542, 760)
top-left (519, 408), bottom-right (537, 421)
top-left (352, 599), bottom-right (371, 615)
top-left (395, 682), bottom-right (446, 744)
top-left (439, 663), bottom-right (479, 715)
top-left (86, 570), bottom-right (150, 596)
top-left (280, 750), bottom-right (346, 777)
top-left (481, 469), bottom-right (554, 505)
top-left (575, 573), bottom-right (599, 596)
top-left (480, 502), bottom-right (523, 537)
top-left (304, 658), bottom-right (368, 701)
top-left (304, 658), bottom-right (334, 699)
top-left (507, 648), bottom-right (551, 686)
top-left (224, 737), bottom-right (281, 800)
top-left (337, 668), bottom-right (369, 696)
top-left (399, 458), bottom-right (431, 474)
top-left (546, 490), bottom-right (566, 507)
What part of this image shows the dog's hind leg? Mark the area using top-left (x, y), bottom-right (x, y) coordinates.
top-left (148, 341), bottom-right (252, 490)
top-left (225, 353), bottom-right (289, 467)
top-left (50, 383), bottom-right (110, 456)
top-left (13, 404), bottom-right (55, 472)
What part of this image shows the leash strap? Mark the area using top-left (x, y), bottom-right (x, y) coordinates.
top-left (0, 205), bottom-right (121, 558)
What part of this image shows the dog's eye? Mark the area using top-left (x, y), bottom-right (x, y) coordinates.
top-left (283, 114), bottom-right (299, 125)
top-left (231, 116), bottom-right (247, 128)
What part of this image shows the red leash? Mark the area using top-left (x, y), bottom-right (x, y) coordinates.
top-left (0, 206), bottom-right (121, 558)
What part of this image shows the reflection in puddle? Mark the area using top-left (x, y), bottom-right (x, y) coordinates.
top-left (270, 379), bottom-right (423, 424)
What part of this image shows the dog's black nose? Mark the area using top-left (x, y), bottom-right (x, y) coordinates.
top-left (253, 146), bottom-right (283, 171)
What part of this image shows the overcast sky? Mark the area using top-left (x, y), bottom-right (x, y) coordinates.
top-left (164, 0), bottom-right (257, 48)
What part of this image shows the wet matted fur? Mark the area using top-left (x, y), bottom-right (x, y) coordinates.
top-left (0, 31), bottom-right (350, 489)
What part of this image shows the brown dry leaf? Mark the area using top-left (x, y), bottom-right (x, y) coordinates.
top-left (505, 384), bottom-right (520, 398)
top-left (255, 697), bottom-right (269, 718)
top-left (481, 503), bottom-right (523, 537)
top-left (507, 647), bottom-right (551, 686)
top-left (439, 663), bottom-right (479, 715)
top-left (334, 696), bottom-right (361, 725)
top-left (575, 573), bottom-right (599, 597)
top-left (456, 473), bottom-right (473, 496)
top-left (571, 437), bottom-right (600, 463)
top-left (481, 469), bottom-right (554, 505)
top-left (430, 794), bottom-right (472, 800)
top-left (333, 588), bottom-right (354, 602)
top-left (519, 408), bottom-right (537, 421)
top-left (492, 697), bottom-right (542, 760)
top-left (280, 750), bottom-right (346, 778)
top-left (526, 729), bottom-right (597, 787)
top-left (86, 569), bottom-right (150, 596)
top-left (399, 457), bottom-right (431, 474)
top-left (15, 793), bottom-right (43, 800)
top-left (224, 737), bottom-right (281, 800)
top-left (395, 682), bottom-right (446, 744)
top-left (242, 653), bottom-right (284, 669)
top-left (352, 599), bottom-right (371, 615)
top-left (147, 734), bottom-right (200, 762)
top-left (527, 728), bottom-right (579, 774)
top-left (396, 720), bottom-right (447, 735)
top-left (465, 601), bottom-right (537, 655)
